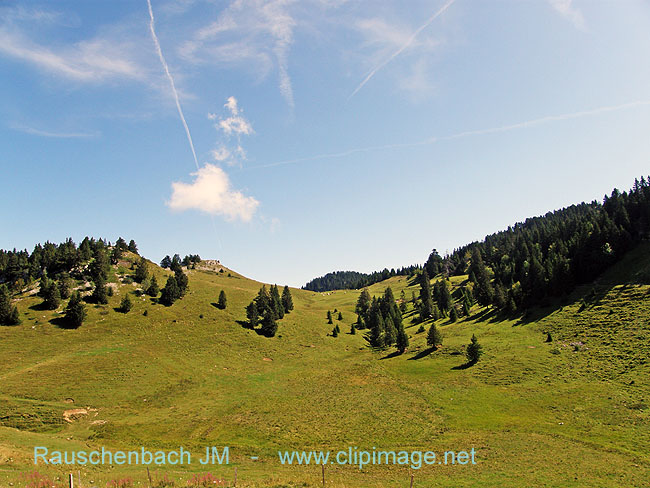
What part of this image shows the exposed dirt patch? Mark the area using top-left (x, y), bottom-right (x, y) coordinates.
top-left (63, 408), bottom-right (88, 423)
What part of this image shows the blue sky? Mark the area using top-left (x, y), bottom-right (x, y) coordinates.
top-left (1, 0), bottom-right (650, 287)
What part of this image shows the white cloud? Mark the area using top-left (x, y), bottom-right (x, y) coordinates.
top-left (548, 0), bottom-right (586, 30)
top-left (168, 164), bottom-right (259, 222)
top-left (216, 96), bottom-right (253, 136)
top-left (10, 123), bottom-right (99, 138)
top-left (179, 0), bottom-right (297, 107)
top-left (211, 146), bottom-right (231, 161)
top-left (0, 26), bottom-right (144, 83)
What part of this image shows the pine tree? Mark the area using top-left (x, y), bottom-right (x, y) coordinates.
top-left (160, 276), bottom-right (180, 306)
top-left (350, 324), bottom-right (356, 335)
top-left (449, 306), bottom-right (458, 323)
top-left (217, 290), bottom-right (227, 310)
top-left (332, 327), bottom-right (338, 337)
top-left (327, 310), bottom-right (333, 324)
top-left (466, 334), bottom-right (483, 364)
top-left (270, 285), bottom-right (284, 319)
top-left (0, 284), bottom-right (20, 325)
top-left (90, 249), bottom-right (110, 281)
top-left (384, 315), bottom-right (397, 346)
top-left (462, 295), bottom-right (471, 316)
top-left (65, 292), bottom-right (86, 328)
top-left (337, 311), bottom-right (343, 321)
top-left (175, 268), bottom-right (188, 297)
top-left (91, 276), bottom-right (108, 305)
top-left (119, 294), bottom-right (132, 313)
top-left (259, 307), bottom-right (278, 337)
top-left (355, 288), bottom-right (371, 320)
top-left (246, 300), bottom-right (259, 329)
top-left (367, 307), bottom-right (385, 348)
top-left (128, 240), bottom-right (138, 254)
top-left (419, 295), bottom-right (434, 322)
top-left (281, 285), bottom-right (294, 312)
top-left (135, 257), bottom-right (150, 283)
top-left (58, 275), bottom-right (72, 300)
top-left (427, 323), bottom-right (442, 350)
top-left (43, 280), bottom-right (61, 310)
top-left (395, 324), bottom-right (409, 353)
top-left (160, 255), bottom-right (172, 269)
top-left (146, 275), bottom-right (159, 297)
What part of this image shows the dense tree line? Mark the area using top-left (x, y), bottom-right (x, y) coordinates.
top-left (160, 254), bottom-right (201, 269)
top-left (303, 265), bottom-right (421, 292)
top-left (245, 285), bottom-right (294, 337)
top-left (356, 287), bottom-right (409, 353)
top-left (0, 237), bottom-right (138, 292)
top-left (448, 178), bottom-right (650, 314)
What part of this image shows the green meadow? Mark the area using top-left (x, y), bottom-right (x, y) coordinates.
top-left (1, 247), bottom-right (649, 487)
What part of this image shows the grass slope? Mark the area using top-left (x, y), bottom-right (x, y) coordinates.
top-left (1, 247), bottom-right (649, 487)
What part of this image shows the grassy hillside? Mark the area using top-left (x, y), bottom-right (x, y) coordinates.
top-left (1, 247), bottom-right (649, 487)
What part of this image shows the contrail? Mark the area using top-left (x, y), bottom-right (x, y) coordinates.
top-left (246, 99), bottom-right (650, 170)
top-left (148, 0), bottom-right (222, 253)
top-left (348, 0), bottom-right (458, 101)
top-left (147, 0), bottom-right (199, 170)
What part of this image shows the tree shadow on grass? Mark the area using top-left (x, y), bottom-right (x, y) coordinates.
top-left (50, 316), bottom-right (78, 329)
top-left (28, 302), bottom-right (48, 311)
top-left (407, 347), bottom-right (436, 360)
top-left (236, 319), bottom-right (266, 336)
top-left (380, 350), bottom-right (402, 360)
top-left (451, 361), bottom-right (476, 370)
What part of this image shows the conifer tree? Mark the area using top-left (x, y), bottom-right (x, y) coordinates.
top-left (449, 305), bottom-right (458, 323)
top-left (332, 327), bottom-right (338, 337)
top-left (0, 284), bottom-right (21, 325)
top-left (259, 306), bottom-right (278, 337)
top-left (65, 291), bottom-right (86, 328)
top-left (384, 315), bottom-right (397, 346)
top-left (327, 310), bottom-right (333, 324)
top-left (146, 275), bottom-right (159, 297)
top-left (92, 276), bottom-right (109, 305)
top-left (246, 300), bottom-right (259, 329)
top-left (58, 274), bottom-right (72, 299)
top-left (281, 285), bottom-right (294, 312)
top-left (337, 311), bottom-right (343, 321)
top-left (427, 323), bottom-right (442, 350)
top-left (160, 255), bottom-right (172, 269)
top-left (119, 294), bottom-right (132, 313)
top-left (395, 324), bottom-right (409, 353)
top-left (135, 257), bottom-right (150, 283)
top-left (270, 285), bottom-right (284, 318)
top-left (128, 240), bottom-right (138, 254)
top-left (466, 334), bottom-right (483, 364)
top-left (160, 276), bottom-right (180, 306)
top-left (355, 288), bottom-right (371, 320)
top-left (350, 324), bottom-right (356, 335)
top-left (175, 268), bottom-right (188, 297)
top-left (217, 290), bottom-right (227, 310)
top-left (43, 280), bottom-right (61, 310)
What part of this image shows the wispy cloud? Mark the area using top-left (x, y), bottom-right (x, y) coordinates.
top-left (0, 28), bottom-right (144, 83)
top-left (147, 0), bottom-right (199, 170)
top-left (249, 99), bottom-right (650, 170)
top-left (548, 0), bottom-right (586, 30)
top-left (168, 164), bottom-right (259, 222)
top-left (348, 0), bottom-right (457, 100)
top-left (10, 124), bottom-right (99, 138)
top-left (217, 96), bottom-right (253, 136)
top-left (179, 0), bottom-right (297, 108)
